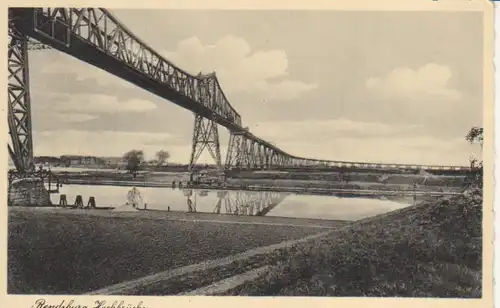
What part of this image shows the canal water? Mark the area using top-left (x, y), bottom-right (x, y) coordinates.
top-left (51, 184), bottom-right (413, 221)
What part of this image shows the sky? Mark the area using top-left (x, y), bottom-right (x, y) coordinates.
top-left (25, 9), bottom-right (484, 166)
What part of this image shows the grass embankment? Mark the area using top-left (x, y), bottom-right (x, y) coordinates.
top-left (223, 190), bottom-right (482, 297)
top-left (8, 208), bottom-right (323, 295)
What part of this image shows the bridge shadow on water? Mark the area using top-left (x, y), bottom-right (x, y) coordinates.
top-left (180, 189), bottom-right (290, 216)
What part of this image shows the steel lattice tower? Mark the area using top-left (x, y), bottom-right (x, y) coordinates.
top-left (189, 114), bottom-right (222, 170)
top-left (8, 10), bottom-right (34, 174)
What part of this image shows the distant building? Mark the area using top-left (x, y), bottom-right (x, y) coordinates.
top-left (60, 155), bottom-right (105, 167)
top-left (100, 156), bottom-right (126, 168)
top-left (34, 156), bottom-right (62, 167)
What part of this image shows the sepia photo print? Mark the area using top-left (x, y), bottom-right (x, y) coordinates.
top-left (5, 2), bottom-right (493, 303)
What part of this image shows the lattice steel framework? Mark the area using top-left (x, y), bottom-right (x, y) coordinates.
top-left (189, 114), bottom-right (222, 170)
top-left (8, 11), bottom-right (34, 174)
top-left (225, 132), bottom-right (288, 170)
top-left (8, 7), bottom-right (472, 174)
top-left (188, 74), bottom-right (222, 169)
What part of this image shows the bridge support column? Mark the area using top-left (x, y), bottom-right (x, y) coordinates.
top-left (8, 11), bottom-right (34, 173)
top-left (8, 178), bottom-right (52, 206)
top-left (7, 12), bottom-right (50, 206)
top-left (189, 114), bottom-right (222, 170)
top-left (225, 132), bottom-right (243, 170)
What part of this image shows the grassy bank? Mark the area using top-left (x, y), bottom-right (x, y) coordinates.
top-left (8, 207), bottom-right (324, 294)
top-left (222, 190), bottom-right (482, 297)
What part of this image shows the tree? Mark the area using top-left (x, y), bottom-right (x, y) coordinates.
top-left (461, 127), bottom-right (483, 220)
top-left (465, 127), bottom-right (483, 189)
top-left (123, 149), bottom-right (145, 178)
top-left (466, 127), bottom-right (483, 147)
top-left (155, 149), bottom-right (170, 166)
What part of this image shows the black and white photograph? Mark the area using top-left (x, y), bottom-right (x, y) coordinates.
top-left (5, 1), bottom-right (493, 304)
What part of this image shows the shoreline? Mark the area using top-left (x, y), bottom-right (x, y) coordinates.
top-left (59, 178), bottom-right (462, 197)
top-left (9, 206), bottom-right (349, 228)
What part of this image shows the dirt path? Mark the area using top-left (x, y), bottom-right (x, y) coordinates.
top-left (180, 266), bottom-right (271, 295)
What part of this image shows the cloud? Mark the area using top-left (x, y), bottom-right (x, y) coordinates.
top-left (250, 118), bottom-right (423, 142)
top-left (274, 137), bottom-right (476, 166)
top-left (365, 63), bottom-right (462, 101)
top-left (163, 35), bottom-right (318, 101)
top-left (34, 93), bottom-right (157, 115)
top-left (51, 113), bottom-right (98, 123)
top-left (33, 50), bottom-right (135, 90)
top-left (254, 80), bottom-right (318, 101)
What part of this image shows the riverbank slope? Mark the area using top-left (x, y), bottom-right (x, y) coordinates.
top-left (222, 189), bottom-right (482, 297)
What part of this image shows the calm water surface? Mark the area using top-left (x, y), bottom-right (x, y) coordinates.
top-left (51, 184), bottom-right (413, 221)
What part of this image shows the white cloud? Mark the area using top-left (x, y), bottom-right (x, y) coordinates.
top-left (250, 118), bottom-right (423, 142)
top-left (32, 50), bottom-right (135, 89)
top-left (274, 137), bottom-right (476, 166)
top-left (35, 93), bottom-right (157, 114)
top-left (365, 63), bottom-right (462, 101)
top-left (254, 80), bottom-right (318, 101)
top-left (51, 113), bottom-right (98, 123)
top-left (163, 35), bottom-right (318, 101)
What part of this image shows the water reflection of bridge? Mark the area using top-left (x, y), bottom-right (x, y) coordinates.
top-left (182, 189), bottom-right (289, 216)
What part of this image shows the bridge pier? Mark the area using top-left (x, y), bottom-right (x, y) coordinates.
top-left (225, 132), bottom-right (244, 170)
top-left (8, 178), bottom-right (52, 207)
top-left (189, 114), bottom-right (222, 170)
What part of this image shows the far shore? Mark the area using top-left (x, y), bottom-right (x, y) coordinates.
top-left (59, 177), bottom-right (462, 197)
top-left (52, 167), bottom-right (465, 197)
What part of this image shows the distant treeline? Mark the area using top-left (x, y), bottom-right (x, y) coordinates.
top-left (33, 155), bottom-right (218, 171)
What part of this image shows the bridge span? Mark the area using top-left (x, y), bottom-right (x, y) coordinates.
top-left (8, 8), bottom-right (471, 177)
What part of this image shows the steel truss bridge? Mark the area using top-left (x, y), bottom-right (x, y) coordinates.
top-left (8, 8), bottom-right (471, 178)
